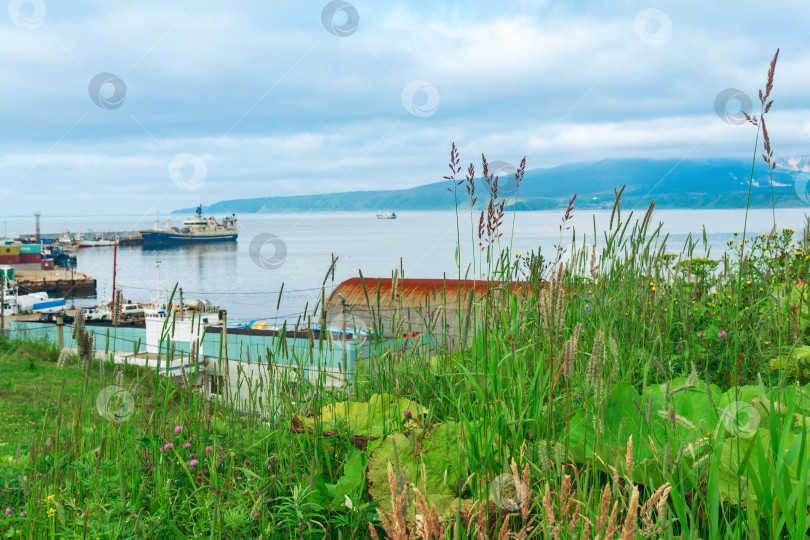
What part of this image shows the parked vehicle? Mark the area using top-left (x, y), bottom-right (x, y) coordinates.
top-left (120, 303), bottom-right (144, 318)
top-left (38, 311), bottom-right (74, 324)
top-left (83, 306), bottom-right (109, 321)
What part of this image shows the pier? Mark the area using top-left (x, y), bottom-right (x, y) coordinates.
top-left (14, 266), bottom-right (96, 296)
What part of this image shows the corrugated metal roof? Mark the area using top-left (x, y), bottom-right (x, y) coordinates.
top-left (326, 277), bottom-right (529, 311)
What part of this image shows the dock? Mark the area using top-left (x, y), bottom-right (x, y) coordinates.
top-left (14, 266), bottom-right (96, 297)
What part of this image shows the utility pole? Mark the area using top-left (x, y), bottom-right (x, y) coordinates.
top-left (56, 316), bottom-right (64, 349)
top-left (34, 211), bottom-right (41, 242)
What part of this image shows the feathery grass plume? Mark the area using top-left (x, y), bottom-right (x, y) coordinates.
top-left (78, 329), bottom-right (94, 372)
top-left (113, 367), bottom-right (124, 387)
top-left (540, 263), bottom-right (566, 333)
top-left (586, 330), bottom-right (606, 390)
top-left (542, 483), bottom-right (552, 525)
top-left (180, 358), bottom-right (190, 388)
top-left (497, 515), bottom-right (510, 540)
top-left (562, 323), bottom-right (582, 379)
top-left (443, 142), bottom-right (462, 189)
top-left (412, 487), bottom-right (441, 539)
top-left (596, 484), bottom-right (611, 536)
top-left (465, 162), bottom-right (477, 206)
top-left (603, 500), bottom-right (620, 540)
top-left (520, 463), bottom-right (532, 522)
top-left (56, 348), bottom-right (69, 369)
top-left (112, 289), bottom-right (122, 327)
top-left (505, 458), bottom-right (534, 528)
top-left (624, 435), bottom-right (634, 482)
top-left (473, 501), bottom-right (487, 540)
top-left (553, 194), bottom-right (577, 265)
top-left (98, 352), bottom-right (105, 379)
top-left (538, 445), bottom-right (551, 471)
top-left (370, 461), bottom-right (411, 540)
top-left (640, 483), bottom-right (671, 536)
top-left (71, 308), bottom-right (85, 340)
top-left (589, 244), bottom-right (600, 281)
top-left (619, 486), bottom-right (639, 540)
top-left (560, 474), bottom-right (572, 516)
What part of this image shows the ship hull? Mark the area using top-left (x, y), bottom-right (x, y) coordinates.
top-left (139, 231), bottom-right (238, 245)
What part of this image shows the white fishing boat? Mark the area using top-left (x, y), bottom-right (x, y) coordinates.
top-left (75, 231), bottom-right (117, 248)
top-left (57, 231), bottom-right (79, 254)
top-left (376, 210), bottom-right (397, 220)
top-left (113, 259), bottom-right (220, 372)
top-left (1, 267), bottom-right (66, 315)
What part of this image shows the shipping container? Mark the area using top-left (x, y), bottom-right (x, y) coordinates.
top-left (41, 258), bottom-right (54, 270)
top-left (0, 245), bottom-right (20, 256)
top-left (19, 244), bottom-right (41, 254)
top-left (20, 253), bottom-right (42, 264)
top-left (0, 255), bottom-right (20, 264)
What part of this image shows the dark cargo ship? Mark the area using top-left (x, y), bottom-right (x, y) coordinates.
top-left (139, 206), bottom-right (237, 245)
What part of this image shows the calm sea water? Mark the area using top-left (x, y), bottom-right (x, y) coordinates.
top-left (2, 208), bottom-right (808, 322)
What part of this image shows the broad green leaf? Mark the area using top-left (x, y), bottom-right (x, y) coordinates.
top-left (329, 450), bottom-right (368, 511)
top-left (305, 393), bottom-right (428, 437)
top-left (366, 424), bottom-right (471, 519)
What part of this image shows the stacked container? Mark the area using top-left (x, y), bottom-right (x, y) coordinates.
top-left (19, 244), bottom-right (42, 264)
top-left (0, 245), bottom-right (20, 264)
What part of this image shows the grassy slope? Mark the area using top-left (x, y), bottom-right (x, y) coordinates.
top-left (0, 341), bottom-right (67, 457)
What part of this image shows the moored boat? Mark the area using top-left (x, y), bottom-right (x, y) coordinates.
top-left (1, 269), bottom-right (66, 315)
top-left (139, 206), bottom-right (237, 245)
top-left (75, 232), bottom-right (118, 248)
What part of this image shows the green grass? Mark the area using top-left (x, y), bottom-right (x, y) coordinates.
top-left (0, 209), bottom-right (807, 539)
top-left (2, 48), bottom-right (809, 540)
top-left (0, 340), bottom-right (63, 454)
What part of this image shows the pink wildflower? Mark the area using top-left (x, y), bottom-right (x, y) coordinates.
top-left (718, 330), bottom-right (727, 339)
top-left (697, 332), bottom-right (705, 338)
top-left (174, 426), bottom-right (182, 434)
top-left (182, 443), bottom-right (191, 449)
top-left (205, 445), bottom-right (213, 452)
top-left (188, 459), bottom-right (199, 467)
top-left (164, 443), bottom-right (174, 451)
top-left (4, 508), bottom-right (10, 516)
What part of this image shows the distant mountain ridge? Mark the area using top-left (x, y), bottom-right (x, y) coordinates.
top-left (174, 158), bottom-right (809, 214)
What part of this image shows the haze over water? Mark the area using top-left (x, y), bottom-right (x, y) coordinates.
top-left (2, 208), bottom-right (807, 322)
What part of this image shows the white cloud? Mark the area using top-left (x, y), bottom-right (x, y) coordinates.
top-left (0, 0), bottom-right (808, 212)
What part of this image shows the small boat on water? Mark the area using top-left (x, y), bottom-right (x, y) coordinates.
top-left (376, 210), bottom-right (397, 220)
top-left (139, 205), bottom-right (238, 245)
top-left (75, 231), bottom-right (118, 248)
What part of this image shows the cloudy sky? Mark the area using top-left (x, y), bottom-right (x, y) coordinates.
top-left (0, 0), bottom-right (808, 215)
